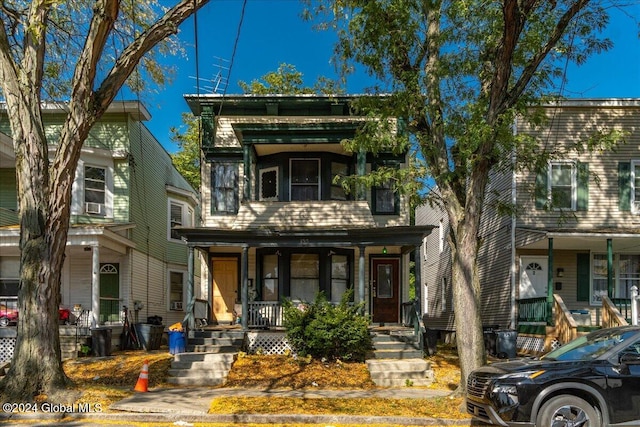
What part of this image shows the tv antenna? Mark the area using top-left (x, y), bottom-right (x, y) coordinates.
top-left (189, 57), bottom-right (230, 94)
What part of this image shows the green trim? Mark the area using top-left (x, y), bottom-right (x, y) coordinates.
top-left (535, 167), bottom-right (548, 209)
top-left (576, 162), bottom-right (589, 211)
top-left (576, 253), bottom-right (590, 302)
top-left (517, 324), bottom-right (546, 335)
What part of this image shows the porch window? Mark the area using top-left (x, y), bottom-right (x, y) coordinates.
top-left (290, 253), bottom-right (319, 301)
top-left (290, 159), bottom-right (320, 201)
top-left (211, 162), bottom-right (238, 214)
top-left (592, 254), bottom-right (609, 305)
top-left (169, 271), bottom-right (184, 311)
top-left (84, 165), bottom-right (106, 215)
top-left (549, 162), bottom-right (575, 210)
top-left (618, 254), bottom-right (640, 299)
top-left (262, 254), bottom-right (279, 301)
top-left (330, 255), bottom-right (349, 304)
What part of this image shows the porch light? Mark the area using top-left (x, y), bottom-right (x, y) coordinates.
top-left (557, 268), bottom-right (564, 278)
top-left (382, 246), bottom-right (388, 254)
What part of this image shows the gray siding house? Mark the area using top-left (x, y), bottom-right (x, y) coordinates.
top-left (418, 99), bottom-right (640, 354)
top-left (0, 102), bottom-right (199, 338)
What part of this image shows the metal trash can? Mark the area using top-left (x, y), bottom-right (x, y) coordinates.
top-left (134, 323), bottom-right (164, 350)
top-left (495, 330), bottom-right (518, 359)
top-left (168, 330), bottom-right (185, 354)
top-left (91, 327), bottom-right (112, 356)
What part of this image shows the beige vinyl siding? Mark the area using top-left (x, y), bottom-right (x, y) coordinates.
top-left (516, 104), bottom-right (640, 230)
top-left (477, 166), bottom-right (514, 329)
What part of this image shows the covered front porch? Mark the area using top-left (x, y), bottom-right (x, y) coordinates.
top-left (177, 225), bottom-right (433, 332)
top-left (515, 228), bottom-right (640, 353)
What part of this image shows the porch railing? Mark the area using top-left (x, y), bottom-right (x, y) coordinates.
top-left (610, 298), bottom-right (632, 324)
top-left (401, 299), bottom-right (425, 351)
top-left (247, 301), bottom-right (283, 328)
top-left (517, 297), bottom-right (549, 324)
top-left (553, 294), bottom-right (578, 345)
top-left (602, 296), bottom-right (629, 328)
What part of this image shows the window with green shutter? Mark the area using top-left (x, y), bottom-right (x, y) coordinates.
top-left (619, 162), bottom-right (631, 212)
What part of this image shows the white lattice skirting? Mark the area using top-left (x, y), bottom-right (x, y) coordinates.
top-left (0, 337), bottom-right (16, 363)
top-left (245, 331), bottom-right (294, 355)
top-left (517, 335), bottom-right (545, 354)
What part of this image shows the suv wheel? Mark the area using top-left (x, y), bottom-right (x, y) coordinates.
top-left (538, 395), bottom-right (600, 427)
top-left (0, 317), bottom-right (8, 327)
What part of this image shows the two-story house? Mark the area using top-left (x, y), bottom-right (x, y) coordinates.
top-left (418, 99), bottom-right (640, 355)
top-left (176, 94), bottom-right (433, 331)
top-left (0, 101), bottom-right (198, 345)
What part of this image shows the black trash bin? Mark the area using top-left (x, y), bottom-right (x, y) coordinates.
top-left (134, 323), bottom-right (164, 350)
top-left (495, 329), bottom-right (518, 359)
top-left (424, 328), bottom-right (439, 356)
top-left (483, 325), bottom-right (499, 356)
top-left (91, 327), bottom-right (112, 356)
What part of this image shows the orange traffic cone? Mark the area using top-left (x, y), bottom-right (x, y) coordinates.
top-left (134, 359), bottom-right (149, 392)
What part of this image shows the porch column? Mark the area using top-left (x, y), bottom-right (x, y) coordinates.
top-left (358, 245), bottom-right (365, 308)
top-left (241, 245), bottom-right (249, 330)
top-left (183, 245), bottom-right (195, 331)
top-left (547, 238), bottom-right (553, 324)
top-left (91, 244), bottom-right (100, 328)
top-left (414, 245), bottom-right (422, 314)
top-left (607, 238), bottom-right (614, 297)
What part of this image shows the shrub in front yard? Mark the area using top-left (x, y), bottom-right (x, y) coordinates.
top-left (282, 289), bottom-right (372, 361)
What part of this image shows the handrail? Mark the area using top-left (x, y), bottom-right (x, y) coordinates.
top-left (517, 297), bottom-right (549, 323)
top-left (602, 296), bottom-right (629, 328)
top-left (553, 294), bottom-right (578, 345)
top-left (402, 299), bottom-right (425, 351)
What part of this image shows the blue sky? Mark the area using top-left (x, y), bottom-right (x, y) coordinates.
top-left (143, 1), bottom-right (640, 153)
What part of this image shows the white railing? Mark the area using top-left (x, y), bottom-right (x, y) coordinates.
top-left (247, 301), bottom-right (283, 328)
top-left (632, 286), bottom-right (639, 326)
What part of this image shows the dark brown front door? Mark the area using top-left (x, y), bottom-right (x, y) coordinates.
top-left (372, 258), bottom-right (399, 323)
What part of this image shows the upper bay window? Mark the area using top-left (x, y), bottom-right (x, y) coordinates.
top-left (290, 159), bottom-right (320, 201)
top-left (211, 162), bottom-right (239, 214)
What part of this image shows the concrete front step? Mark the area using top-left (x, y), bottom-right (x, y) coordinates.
top-left (166, 376), bottom-right (227, 386)
top-left (189, 337), bottom-right (244, 346)
top-left (173, 352), bottom-right (236, 364)
top-left (187, 344), bottom-right (240, 353)
top-left (366, 358), bottom-right (434, 387)
top-left (369, 349), bottom-right (424, 359)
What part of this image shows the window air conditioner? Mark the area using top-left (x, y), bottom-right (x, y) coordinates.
top-left (85, 202), bottom-right (102, 215)
top-left (171, 301), bottom-right (183, 310)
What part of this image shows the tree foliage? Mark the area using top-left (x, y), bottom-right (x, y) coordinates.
top-left (304, 0), bottom-right (626, 392)
top-left (0, 0), bottom-right (208, 402)
top-left (171, 113), bottom-right (201, 190)
top-left (238, 62), bottom-right (344, 94)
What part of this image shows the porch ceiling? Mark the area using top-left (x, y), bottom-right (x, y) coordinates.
top-left (517, 227), bottom-right (640, 251)
top-left (176, 225), bottom-right (434, 250)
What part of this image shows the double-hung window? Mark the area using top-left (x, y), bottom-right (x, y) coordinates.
top-left (631, 160), bottom-right (640, 213)
top-left (290, 159), bottom-right (320, 201)
top-left (549, 162), bottom-right (576, 210)
top-left (169, 271), bottom-right (185, 311)
top-left (168, 200), bottom-right (193, 241)
top-left (84, 166), bottom-right (106, 215)
top-left (211, 162), bottom-right (238, 214)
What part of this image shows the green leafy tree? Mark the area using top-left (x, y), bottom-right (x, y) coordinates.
top-left (171, 113), bottom-right (201, 190)
top-left (305, 0), bottom-right (624, 393)
top-left (0, 0), bottom-right (208, 402)
top-left (238, 62), bottom-right (344, 94)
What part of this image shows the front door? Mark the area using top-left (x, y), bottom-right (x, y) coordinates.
top-left (519, 256), bottom-right (548, 299)
top-left (212, 258), bottom-right (238, 323)
top-left (99, 263), bottom-right (119, 323)
top-left (372, 258), bottom-right (400, 323)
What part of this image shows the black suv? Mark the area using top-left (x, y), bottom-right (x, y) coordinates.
top-left (466, 326), bottom-right (640, 427)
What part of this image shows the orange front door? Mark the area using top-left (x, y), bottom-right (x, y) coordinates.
top-left (372, 258), bottom-right (400, 323)
top-left (212, 258), bottom-right (238, 323)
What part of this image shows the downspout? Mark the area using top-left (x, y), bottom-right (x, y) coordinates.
top-left (510, 118), bottom-right (517, 329)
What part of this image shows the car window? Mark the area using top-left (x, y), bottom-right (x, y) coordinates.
top-left (543, 329), bottom-right (640, 361)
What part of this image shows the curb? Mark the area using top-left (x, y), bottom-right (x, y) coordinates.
top-left (1, 411), bottom-right (475, 426)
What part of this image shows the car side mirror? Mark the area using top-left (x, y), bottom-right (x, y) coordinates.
top-left (619, 352), bottom-right (640, 365)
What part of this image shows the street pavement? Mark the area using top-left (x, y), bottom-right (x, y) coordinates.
top-left (1, 386), bottom-right (478, 426)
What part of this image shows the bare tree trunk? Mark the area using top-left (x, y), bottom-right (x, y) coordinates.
top-left (0, 103), bottom-right (74, 401)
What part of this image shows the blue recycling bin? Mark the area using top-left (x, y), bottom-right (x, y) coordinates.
top-left (168, 330), bottom-right (185, 354)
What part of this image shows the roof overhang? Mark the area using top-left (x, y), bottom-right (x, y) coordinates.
top-left (516, 227), bottom-right (640, 251)
top-left (176, 225), bottom-right (434, 251)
